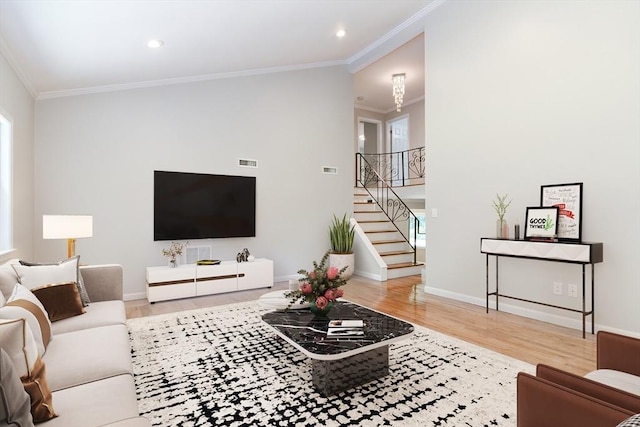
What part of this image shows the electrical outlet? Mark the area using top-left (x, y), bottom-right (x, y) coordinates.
top-left (553, 282), bottom-right (563, 295)
top-left (568, 284), bottom-right (578, 298)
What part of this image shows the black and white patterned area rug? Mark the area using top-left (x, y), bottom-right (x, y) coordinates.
top-left (128, 301), bottom-right (534, 427)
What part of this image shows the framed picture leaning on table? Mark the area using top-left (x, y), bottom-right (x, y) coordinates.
top-left (524, 206), bottom-right (559, 240)
top-left (540, 182), bottom-right (583, 242)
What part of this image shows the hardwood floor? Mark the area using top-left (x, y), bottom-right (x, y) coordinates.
top-left (125, 274), bottom-right (597, 376)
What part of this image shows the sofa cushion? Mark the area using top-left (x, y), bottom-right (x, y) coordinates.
top-left (98, 417), bottom-right (153, 427)
top-left (31, 282), bottom-right (85, 322)
top-left (43, 324), bottom-right (133, 392)
top-left (17, 257), bottom-right (90, 306)
top-left (586, 369), bottom-right (640, 396)
top-left (42, 374), bottom-right (142, 427)
top-left (50, 300), bottom-right (126, 335)
top-left (0, 285), bottom-right (52, 355)
top-left (0, 319), bottom-right (57, 423)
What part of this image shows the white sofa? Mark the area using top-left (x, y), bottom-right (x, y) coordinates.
top-left (0, 261), bottom-right (151, 427)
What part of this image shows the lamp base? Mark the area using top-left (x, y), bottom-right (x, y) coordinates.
top-left (67, 239), bottom-right (76, 259)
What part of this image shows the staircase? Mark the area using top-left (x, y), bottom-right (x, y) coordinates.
top-left (353, 186), bottom-right (423, 279)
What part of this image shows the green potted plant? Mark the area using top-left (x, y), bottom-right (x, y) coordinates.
top-left (328, 213), bottom-right (355, 278)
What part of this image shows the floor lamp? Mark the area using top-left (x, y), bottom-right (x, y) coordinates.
top-left (43, 215), bottom-right (93, 259)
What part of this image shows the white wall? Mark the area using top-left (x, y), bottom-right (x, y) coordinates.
top-left (34, 66), bottom-right (354, 299)
top-left (0, 52), bottom-right (35, 262)
top-left (424, 0), bottom-right (640, 334)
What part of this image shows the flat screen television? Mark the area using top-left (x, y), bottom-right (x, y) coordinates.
top-left (154, 171), bottom-right (256, 241)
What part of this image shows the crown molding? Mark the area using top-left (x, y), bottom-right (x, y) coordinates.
top-left (347, 0), bottom-right (446, 74)
top-left (0, 37), bottom-right (37, 99)
top-left (37, 59), bottom-right (347, 100)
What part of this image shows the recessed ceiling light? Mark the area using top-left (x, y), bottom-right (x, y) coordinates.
top-left (147, 39), bottom-right (164, 49)
top-left (336, 29), bottom-right (346, 38)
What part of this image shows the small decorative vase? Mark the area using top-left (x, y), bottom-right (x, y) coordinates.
top-left (169, 259), bottom-right (177, 268)
top-left (309, 300), bottom-right (333, 317)
top-left (496, 218), bottom-right (509, 239)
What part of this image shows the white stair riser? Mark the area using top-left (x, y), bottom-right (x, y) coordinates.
top-left (387, 266), bottom-right (423, 279)
top-left (353, 211), bottom-right (387, 221)
top-left (381, 253), bottom-right (415, 265)
top-left (366, 231), bottom-right (404, 242)
top-left (353, 203), bottom-right (379, 212)
top-left (359, 222), bottom-right (397, 233)
top-left (372, 241), bottom-right (410, 252)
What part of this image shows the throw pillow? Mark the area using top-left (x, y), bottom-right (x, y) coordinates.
top-left (0, 259), bottom-right (20, 301)
top-left (0, 285), bottom-right (52, 355)
top-left (0, 319), bottom-right (57, 423)
top-left (31, 282), bottom-right (85, 322)
top-left (16, 256), bottom-right (91, 306)
top-left (618, 414), bottom-right (640, 427)
top-left (0, 348), bottom-right (35, 427)
top-left (0, 290), bottom-right (4, 307)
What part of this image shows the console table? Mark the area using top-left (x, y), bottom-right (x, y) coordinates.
top-left (146, 258), bottom-right (273, 303)
top-left (480, 238), bottom-right (603, 338)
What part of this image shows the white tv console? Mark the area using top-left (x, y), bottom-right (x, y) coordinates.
top-left (146, 258), bottom-right (274, 303)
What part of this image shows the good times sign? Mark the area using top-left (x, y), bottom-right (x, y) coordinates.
top-left (524, 206), bottom-right (559, 240)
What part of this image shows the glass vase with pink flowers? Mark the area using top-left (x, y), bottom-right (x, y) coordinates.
top-left (285, 251), bottom-right (348, 316)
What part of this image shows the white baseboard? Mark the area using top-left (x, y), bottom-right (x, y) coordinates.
top-left (354, 269), bottom-right (383, 281)
top-left (124, 292), bottom-right (147, 301)
top-left (423, 285), bottom-right (639, 339)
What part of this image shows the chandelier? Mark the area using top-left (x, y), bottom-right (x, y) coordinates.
top-left (392, 73), bottom-right (405, 112)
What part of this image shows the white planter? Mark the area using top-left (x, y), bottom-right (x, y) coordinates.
top-left (329, 253), bottom-right (354, 279)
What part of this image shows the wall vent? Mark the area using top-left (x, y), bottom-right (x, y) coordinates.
top-left (238, 158), bottom-right (258, 168)
top-left (185, 245), bottom-right (212, 264)
top-left (322, 166), bottom-right (338, 175)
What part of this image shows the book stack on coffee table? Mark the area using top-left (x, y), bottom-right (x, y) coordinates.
top-left (326, 319), bottom-right (365, 338)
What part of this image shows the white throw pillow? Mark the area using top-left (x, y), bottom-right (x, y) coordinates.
top-left (13, 256), bottom-right (90, 306)
top-left (12, 256), bottom-right (79, 289)
top-left (0, 284), bottom-right (52, 355)
top-left (0, 318), bottom-right (57, 422)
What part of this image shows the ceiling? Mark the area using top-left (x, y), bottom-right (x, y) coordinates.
top-left (0, 0), bottom-right (429, 109)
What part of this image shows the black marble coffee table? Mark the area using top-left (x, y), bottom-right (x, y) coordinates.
top-left (261, 300), bottom-right (414, 396)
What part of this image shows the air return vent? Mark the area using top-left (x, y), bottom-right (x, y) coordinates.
top-left (322, 166), bottom-right (338, 175)
top-left (238, 158), bottom-right (258, 168)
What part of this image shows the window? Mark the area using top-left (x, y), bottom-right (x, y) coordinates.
top-left (409, 210), bottom-right (425, 248)
top-left (0, 113), bottom-right (12, 254)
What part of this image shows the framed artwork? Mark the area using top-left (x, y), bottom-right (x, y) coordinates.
top-left (524, 206), bottom-right (559, 240)
top-left (540, 182), bottom-right (583, 242)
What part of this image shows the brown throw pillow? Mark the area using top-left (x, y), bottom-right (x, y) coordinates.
top-left (31, 282), bottom-right (85, 322)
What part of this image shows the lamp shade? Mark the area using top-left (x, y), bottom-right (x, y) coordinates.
top-left (43, 215), bottom-right (93, 239)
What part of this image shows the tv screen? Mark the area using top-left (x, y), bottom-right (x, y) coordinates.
top-left (154, 171), bottom-right (256, 241)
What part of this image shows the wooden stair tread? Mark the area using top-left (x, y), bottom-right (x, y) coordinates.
top-left (365, 229), bottom-right (398, 234)
top-left (358, 220), bottom-right (390, 224)
top-left (353, 210), bottom-right (382, 214)
top-left (388, 262), bottom-right (424, 269)
top-left (371, 239), bottom-right (406, 245)
top-left (379, 250), bottom-right (414, 256)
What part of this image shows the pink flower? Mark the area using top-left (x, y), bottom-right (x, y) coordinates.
top-left (335, 288), bottom-right (344, 298)
top-left (315, 296), bottom-right (328, 309)
top-left (309, 271), bottom-right (316, 279)
top-left (324, 289), bottom-right (336, 301)
top-left (300, 283), bottom-right (313, 294)
top-left (327, 266), bottom-right (339, 280)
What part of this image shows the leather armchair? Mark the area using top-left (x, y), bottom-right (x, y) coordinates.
top-left (517, 331), bottom-right (640, 427)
